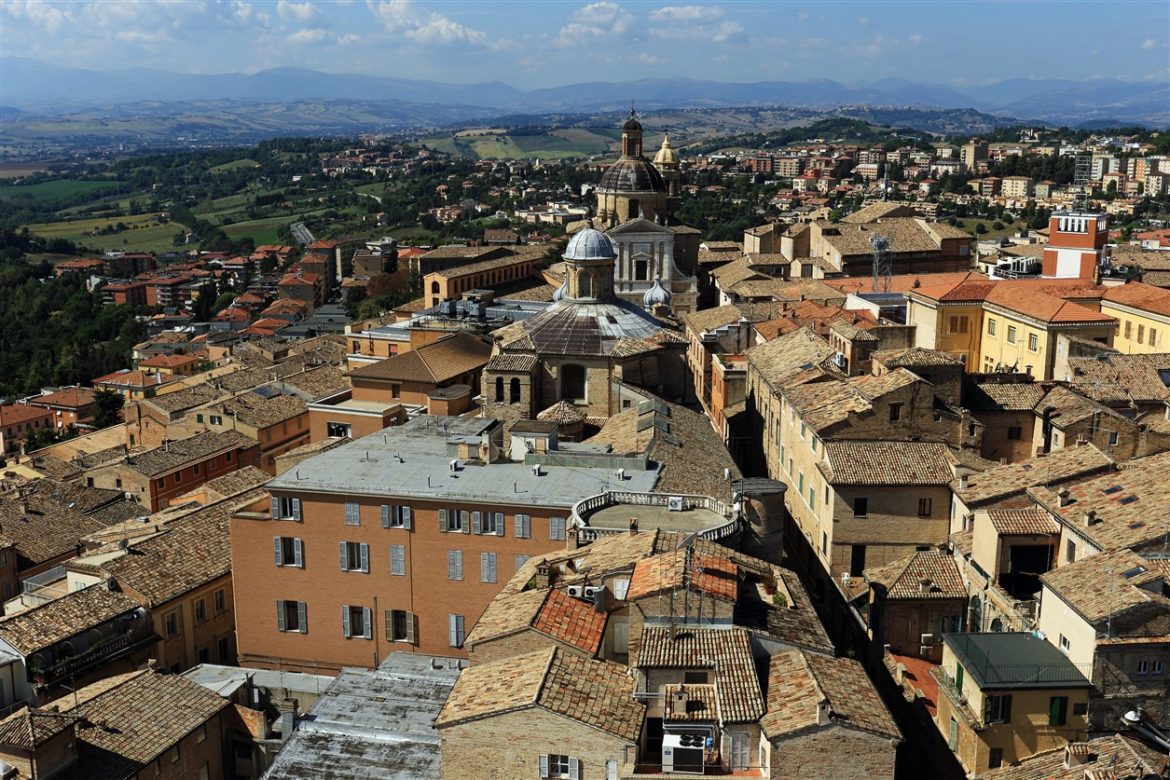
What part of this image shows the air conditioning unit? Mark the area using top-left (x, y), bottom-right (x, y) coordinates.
top-left (920, 632), bottom-right (937, 645)
top-left (566, 585), bottom-right (584, 599)
top-left (919, 645), bottom-right (933, 656)
top-left (667, 496), bottom-right (685, 512)
top-left (662, 733), bottom-right (705, 774)
top-left (582, 585), bottom-right (602, 600)
top-left (832, 352), bottom-right (848, 369)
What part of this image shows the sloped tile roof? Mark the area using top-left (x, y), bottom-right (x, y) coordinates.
top-left (981, 734), bottom-right (1165, 780)
top-left (822, 441), bottom-right (955, 486)
top-left (435, 647), bottom-right (644, 741)
top-left (125, 430), bottom-right (253, 478)
top-left (349, 332), bottom-right (492, 384)
top-left (0, 495), bottom-right (108, 566)
top-left (1040, 548), bottom-right (1170, 628)
top-left (663, 683), bottom-right (720, 723)
top-left (761, 649), bottom-right (900, 741)
top-left (964, 380), bottom-right (1047, 411)
top-left (0, 707), bottom-right (77, 749)
top-left (485, 353), bottom-right (538, 373)
top-left (1065, 353), bottom-right (1170, 405)
top-left (1102, 280), bottom-right (1170, 318)
top-left (872, 346), bottom-right (964, 368)
top-left (953, 444), bottom-right (1113, 507)
top-left (0, 585), bottom-right (142, 656)
top-left (863, 549), bottom-right (966, 600)
top-left (64, 670), bottom-right (229, 780)
top-left (745, 327), bottom-right (838, 390)
top-left (987, 508), bottom-right (1060, 536)
top-left (628, 548), bottom-right (738, 603)
top-left (635, 627), bottom-right (763, 723)
top-left (531, 590), bottom-right (608, 656)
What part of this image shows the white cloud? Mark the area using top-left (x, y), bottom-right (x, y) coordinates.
top-left (367, 0), bottom-right (492, 46)
top-left (287, 27), bottom-right (329, 43)
top-left (796, 10), bottom-right (809, 22)
top-left (649, 5), bottom-right (722, 22)
top-left (857, 16), bottom-right (870, 27)
top-left (558, 2), bottom-right (637, 43)
top-left (638, 52), bottom-right (665, 64)
top-left (277, 0), bottom-right (319, 23)
top-left (1140, 37), bottom-right (1157, 49)
top-left (908, 33), bottom-right (924, 45)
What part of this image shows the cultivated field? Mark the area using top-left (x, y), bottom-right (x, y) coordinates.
top-left (27, 212), bottom-right (187, 253)
top-left (0, 178), bottom-right (119, 203)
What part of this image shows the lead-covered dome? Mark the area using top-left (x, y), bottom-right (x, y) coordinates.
top-left (598, 157), bottom-right (666, 194)
top-left (565, 228), bottom-right (616, 261)
top-left (643, 278), bottom-right (672, 308)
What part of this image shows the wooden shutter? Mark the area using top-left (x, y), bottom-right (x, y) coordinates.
top-left (480, 553), bottom-right (488, 583)
top-left (276, 601), bottom-right (286, 631)
top-left (385, 609), bottom-right (395, 642)
top-left (270, 496), bottom-right (280, 519)
top-left (447, 550), bottom-right (459, 580)
top-left (461, 511), bottom-right (470, 534)
top-left (391, 545), bottom-right (405, 575)
top-left (569, 758), bottom-right (580, 780)
top-left (274, 537), bottom-right (284, 566)
top-left (539, 755), bottom-right (549, 778)
top-left (339, 542), bottom-right (349, 571)
top-left (293, 538), bottom-right (303, 568)
top-left (381, 505), bottom-right (391, 528)
top-left (297, 601), bottom-right (307, 633)
top-left (362, 607), bottom-right (372, 639)
top-left (291, 498), bottom-right (302, 521)
top-left (359, 543), bottom-right (369, 572)
top-left (402, 506), bottom-right (412, 530)
top-left (406, 612), bottom-right (417, 645)
top-left (494, 512), bottom-right (505, 536)
top-left (341, 605), bottom-right (351, 637)
top-left (472, 511), bottom-right (481, 534)
top-left (438, 509), bottom-right (448, 532)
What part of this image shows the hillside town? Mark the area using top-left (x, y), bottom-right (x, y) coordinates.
top-left (3, 109), bottom-right (1170, 780)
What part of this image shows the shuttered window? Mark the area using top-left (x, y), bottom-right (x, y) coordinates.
top-left (448, 614), bottom-right (465, 648)
top-left (549, 516), bottom-right (566, 541)
top-left (480, 552), bottom-right (497, 583)
top-left (447, 550), bottom-right (463, 580)
top-left (381, 505), bottom-right (412, 529)
top-left (390, 544), bottom-right (406, 575)
top-left (344, 501), bottom-right (360, 526)
top-left (514, 514), bottom-right (531, 538)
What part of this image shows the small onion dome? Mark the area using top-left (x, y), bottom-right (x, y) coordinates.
top-left (622, 109), bottom-right (642, 133)
top-left (643, 278), bottom-right (672, 308)
top-left (564, 227), bottom-right (616, 261)
top-left (552, 279), bottom-right (568, 302)
top-left (653, 133), bottom-right (678, 166)
top-left (537, 400), bottom-right (588, 424)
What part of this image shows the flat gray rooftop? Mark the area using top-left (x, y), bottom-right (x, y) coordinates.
top-left (262, 652), bottom-right (464, 780)
top-left (182, 663), bottom-right (334, 700)
top-left (586, 504), bottom-right (728, 533)
top-left (269, 415), bottom-right (660, 509)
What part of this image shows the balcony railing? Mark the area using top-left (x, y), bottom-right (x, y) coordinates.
top-left (31, 623), bottom-right (158, 687)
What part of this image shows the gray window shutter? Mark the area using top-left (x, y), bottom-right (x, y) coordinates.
top-left (480, 552), bottom-right (488, 583)
top-left (488, 553), bottom-right (496, 582)
top-left (461, 511), bottom-right (471, 534)
top-left (270, 496), bottom-right (280, 519)
top-left (448, 614), bottom-right (457, 647)
top-left (292, 498), bottom-right (302, 521)
top-left (385, 610), bottom-right (395, 642)
top-left (360, 543), bottom-right (369, 573)
top-left (276, 601), bottom-right (286, 631)
top-left (549, 516), bottom-right (558, 540)
top-left (472, 511), bottom-right (481, 534)
top-left (391, 545), bottom-right (405, 575)
top-left (447, 550), bottom-right (457, 579)
top-left (342, 605), bottom-right (351, 638)
top-left (339, 542), bottom-right (349, 571)
top-left (293, 538), bottom-right (303, 568)
top-left (495, 512), bottom-right (505, 536)
top-left (274, 537), bottom-right (283, 566)
top-left (516, 554), bottom-right (529, 572)
top-left (569, 758), bottom-right (580, 780)
top-left (406, 612), bottom-right (416, 645)
top-left (297, 601), bottom-right (307, 633)
top-left (539, 754), bottom-right (549, 778)
top-left (381, 505), bottom-right (390, 528)
top-left (402, 506), bottom-right (412, 529)
top-left (438, 509), bottom-right (448, 532)
top-left (362, 607), bottom-right (372, 639)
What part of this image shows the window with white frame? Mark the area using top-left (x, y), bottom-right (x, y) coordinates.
top-left (276, 600), bottom-right (307, 633)
top-left (447, 550), bottom-right (463, 580)
top-left (477, 511), bottom-right (504, 535)
top-left (439, 509), bottom-right (468, 533)
top-left (271, 496), bottom-right (302, 521)
top-left (342, 605), bottom-right (372, 639)
top-left (539, 754), bottom-right (579, 779)
top-left (481, 552), bottom-right (497, 583)
top-left (273, 536), bottom-right (304, 568)
top-left (549, 517), bottom-right (567, 541)
top-left (385, 609), bottom-right (416, 644)
top-left (514, 513), bottom-right (531, 538)
top-left (339, 542), bottom-right (369, 573)
top-left (381, 504), bottom-right (412, 529)
top-left (448, 613), bottom-right (465, 647)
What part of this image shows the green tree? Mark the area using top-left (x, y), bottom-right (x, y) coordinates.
top-left (93, 390), bottom-right (125, 429)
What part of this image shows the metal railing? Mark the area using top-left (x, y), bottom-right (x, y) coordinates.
top-left (32, 623), bottom-right (157, 686)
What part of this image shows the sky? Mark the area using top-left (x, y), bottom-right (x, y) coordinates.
top-left (1, 0), bottom-right (1167, 89)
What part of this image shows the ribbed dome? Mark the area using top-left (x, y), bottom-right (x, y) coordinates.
top-left (597, 157), bottom-right (666, 194)
top-left (552, 279), bottom-right (568, 302)
top-left (622, 110), bottom-right (642, 133)
top-left (564, 228), bottom-right (616, 261)
top-left (653, 134), bottom-right (678, 166)
top-left (643, 278), bottom-right (672, 308)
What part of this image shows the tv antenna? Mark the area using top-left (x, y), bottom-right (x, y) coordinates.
top-left (871, 233), bottom-right (892, 293)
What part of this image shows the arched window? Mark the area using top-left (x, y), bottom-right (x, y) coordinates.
top-left (578, 272), bottom-right (592, 298)
top-left (562, 364), bottom-right (586, 402)
top-left (430, 281), bottom-right (440, 294)
top-left (509, 378), bottom-right (521, 403)
top-left (494, 377), bottom-right (504, 403)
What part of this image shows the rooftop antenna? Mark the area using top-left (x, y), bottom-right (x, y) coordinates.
top-left (1073, 152), bottom-right (1092, 211)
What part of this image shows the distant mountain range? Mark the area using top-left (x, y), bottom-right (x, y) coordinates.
top-left (3, 58), bottom-right (1167, 128)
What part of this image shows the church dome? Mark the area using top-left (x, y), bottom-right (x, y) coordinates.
top-left (598, 157), bottom-right (666, 194)
top-left (565, 228), bottom-right (616, 261)
top-left (552, 279), bottom-right (568, 302)
top-left (653, 134), bottom-right (678, 166)
top-left (622, 110), bottom-right (643, 133)
top-left (643, 278), bottom-right (672, 308)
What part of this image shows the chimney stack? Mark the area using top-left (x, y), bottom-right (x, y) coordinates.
top-left (628, 517), bottom-right (639, 535)
top-left (1084, 510), bottom-right (1098, 527)
top-left (1058, 489), bottom-right (1071, 508)
top-left (278, 698), bottom-right (299, 743)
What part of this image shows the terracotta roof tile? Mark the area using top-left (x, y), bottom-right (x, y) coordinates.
top-left (634, 627), bottom-right (763, 723)
top-left (981, 734), bottom-right (1165, 780)
top-left (953, 445), bottom-right (1114, 508)
top-left (864, 549), bottom-right (966, 600)
top-left (1040, 548), bottom-right (1170, 629)
top-left (761, 650), bottom-right (900, 740)
top-left (822, 441), bottom-right (955, 486)
top-left (987, 508), bottom-right (1060, 536)
top-left (348, 332), bottom-right (491, 384)
top-left (0, 585), bottom-right (142, 656)
top-left (0, 707), bottom-right (78, 749)
top-left (532, 589), bottom-right (607, 656)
